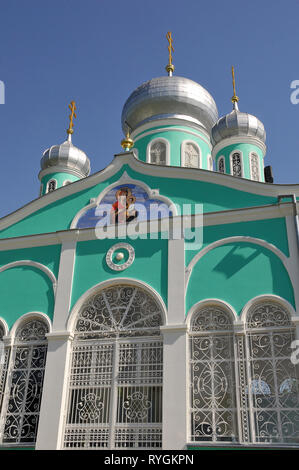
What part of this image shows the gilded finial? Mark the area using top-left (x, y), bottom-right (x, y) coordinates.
top-left (231, 66), bottom-right (239, 109)
top-left (67, 100), bottom-right (77, 136)
top-left (166, 31), bottom-right (175, 76)
top-left (121, 130), bottom-right (134, 151)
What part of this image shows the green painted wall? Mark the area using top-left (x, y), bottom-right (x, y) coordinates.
top-left (41, 172), bottom-right (80, 195)
top-left (0, 245), bottom-right (61, 328)
top-left (133, 125), bottom-right (212, 168)
top-left (185, 217), bottom-right (289, 267)
top-left (71, 237), bottom-right (168, 311)
top-left (215, 143), bottom-right (264, 181)
top-left (0, 165), bottom-right (277, 240)
top-left (186, 241), bottom-right (295, 316)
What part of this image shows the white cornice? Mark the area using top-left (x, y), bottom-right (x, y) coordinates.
top-left (212, 135), bottom-right (267, 158)
top-left (1, 152), bottom-right (299, 233)
top-left (38, 166), bottom-right (87, 180)
top-left (0, 202), bottom-right (295, 251)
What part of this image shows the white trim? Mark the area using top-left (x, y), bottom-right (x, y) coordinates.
top-left (240, 294), bottom-right (296, 324)
top-left (185, 236), bottom-right (289, 289)
top-left (0, 260), bottom-right (57, 292)
top-left (185, 299), bottom-right (238, 329)
top-left (212, 135), bottom-right (267, 159)
top-left (208, 154), bottom-right (213, 171)
top-left (66, 278), bottom-right (168, 333)
top-left (249, 151), bottom-right (261, 182)
top-left (229, 150), bottom-right (244, 178)
top-left (63, 180), bottom-right (72, 186)
top-left (70, 171), bottom-right (178, 229)
top-left (217, 155), bottom-right (226, 173)
top-left (39, 166), bottom-right (85, 180)
top-left (8, 311), bottom-right (52, 340)
top-left (146, 137), bottom-right (170, 165)
top-left (3, 152), bottom-right (299, 233)
top-left (0, 318), bottom-right (9, 336)
top-left (181, 140), bottom-right (201, 169)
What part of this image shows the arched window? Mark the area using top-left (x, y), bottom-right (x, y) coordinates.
top-left (208, 155), bottom-right (213, 171)
top-left (63, 285), bottom-right (164, 449)
top-left (218, 156), bottom-right (225, 174)
top-left (249, 152), bottom-right (260, 181)
top-left (63, 180), bottom-right (72, 186)
top-left (182, 142), bottom-right (200, 168)
top-left (246, 302), bottom-right (299, 443)
top-left (47, 179), bottom-right (57, 193)
top-left (0, 318), bottom-right (49, 445)
top-left (148, 140), bottom-right (168, 165)
top-left (230, 152), bottom-right (242, 177)
top-left (189, 306), bottom-right (237, 442)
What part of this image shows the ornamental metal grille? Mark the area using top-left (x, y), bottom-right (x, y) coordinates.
top-left (150, 141), bottom-right (167, 165)
top-left (218, 157), bottom-right (225, 174)
top-left (246, 303), bottom-right (299, 443)
top-left (231, 152), bottom-right (242, 177)
top-left (189, 307), bottom-right (238, 442)
top-left (250, 153), bottom-right (260, 181)
top-left (184, 143), bottom-right (199, 168)
top-left (63, 285), bottom-right (163, 449)
top-left (0, 319), bottom-right (48, 445)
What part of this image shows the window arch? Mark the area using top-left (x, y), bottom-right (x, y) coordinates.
top-left (0, 318), bottom-right (49, 445)
top-left (245, 301), bottom-right (299, 443)
top-left (218, 156), bottom-right (225, 174)
top-left (63, 284), bottom-right (164, 449)
top-left (249, 152), bottom-right (260, 181)
top-left (0, 322), bottom-right (9, 420)
top-left (181, 141), bottom-right (200, 168)
top-left (230, 151), bottom-right (243, 177)
top-left (189, 306), bottom-right (238, 442)
top-left (47, 179), bottom-right (57, 193)
top-left (147, 139), bottom-right (169, 165)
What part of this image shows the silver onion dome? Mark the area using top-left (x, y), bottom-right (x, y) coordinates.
top-left (121, 76), bottom-right (218, 134)
top-left (211, 104), bottom-right (266, 146)
top-left (40, 136), bottom-right (90, 177)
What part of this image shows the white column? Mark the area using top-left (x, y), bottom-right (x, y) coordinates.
top-left (36, 236), bottom-right (77, 449)
top-left (285, 215), bottom-right (299, 314)
top-left (161, 325), bottom-right (188, 450)
top-left (161, 238), bottom-right (187, 449)
top-left (35, 332), bottom-right (73, 449)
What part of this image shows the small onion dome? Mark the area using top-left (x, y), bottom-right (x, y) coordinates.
top-left (211, 102), bottom-right (266, 146)
top-left (40, 135), bottom-right (90, 178)
top-left (121, 76), bottom-right (218, 134)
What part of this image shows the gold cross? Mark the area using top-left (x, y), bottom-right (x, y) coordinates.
top-left (166, 32), bottom-right (174, 65)
top-left (67, 100), bottom-right (77, 134)
top-left (231, 66), bottom-right (239, 103)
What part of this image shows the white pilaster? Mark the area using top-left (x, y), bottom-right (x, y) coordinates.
top-left (161, 325), bottom-right (188, 450)
top-left (167, 238), bottom-right (185, 324)
top-left (285, 215), bottom-right (299, 314)
top-left (36, 237), bottom-right (77, 449)
top-left (35, 332), bottom-right (73, 449)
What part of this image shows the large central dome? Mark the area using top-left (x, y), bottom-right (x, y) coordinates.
top-left (121, 76), bottom-right (218, 135)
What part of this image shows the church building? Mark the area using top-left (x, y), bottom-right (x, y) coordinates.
top-left (0, 34), bottom-right (299, 450)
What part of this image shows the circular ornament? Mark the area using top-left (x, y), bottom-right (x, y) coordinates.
top-left (106, 243), bottom-right (135, 271)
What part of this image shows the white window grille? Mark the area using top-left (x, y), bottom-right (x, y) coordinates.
top-left (183, 142), bottom-right (200, 168)
top-left (0, 324), bottom-right (9, 418)
top-left (189, 307), bottom-right (238, 442)
top-left (63, 285), bottom-right (164, 449)
top-left (0, 319), bottom-right (48, 445)
top-left (231, 152), bottom-right (242, 177)
top-left (149, 141), bottom-right (167, 165)
top-left (249, 153), bottom-right (260, 181)
top-left (47, 179), bottom-right (57, 192)
top-left (218, 156), bottom-right (225, 174)
top-left (245, 302), bottom-right (299, 443)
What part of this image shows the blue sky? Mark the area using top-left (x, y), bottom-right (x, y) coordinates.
top-left (0, 0), bottom-right (299, 217)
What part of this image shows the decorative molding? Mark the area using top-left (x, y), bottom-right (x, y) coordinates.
top-left (2, 152), bottom-right (299, 233)
top-left (8, 311), bottom-right (52, 340)
top-left (181, 140), bottom-right (201, 169)
top-left (240, 294), bottom-right (296, 323)
top-left (212, 135), bottom-right (267, 158)
top-left (146, 137), bottom-right (170, 165)
top-left (0, 260), bottom-right (57, 291)
top-left (67, 277), bottom-right (168, 333)
top-left (105, 243), bottom-right (135, 271)
top-left (185, 298), bottom-right (238, 328)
